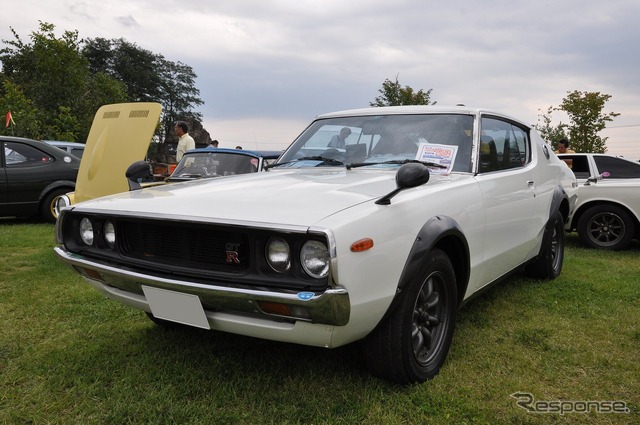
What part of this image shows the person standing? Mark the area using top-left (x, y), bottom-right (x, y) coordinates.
top-left (175, 121), bottom-right (195, 162)
top-left (208, 139), bottom-right (219, 148)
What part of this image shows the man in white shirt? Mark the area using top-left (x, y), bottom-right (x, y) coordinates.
top-left (175, 121), bottom-right (195, 161)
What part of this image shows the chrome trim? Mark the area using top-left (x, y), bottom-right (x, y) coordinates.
top-left (53, 194), bottom-right (71, 219)
top-left (68, 207), bottom-right (313, 233)
top-left (55, 209), bottom-right (67, 244)
top-left (54, 246), bottom-right (351, 326)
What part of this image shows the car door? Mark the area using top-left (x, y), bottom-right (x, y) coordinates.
top-left (474, 116), bottom-right (537, 287)
top-left (589, 155), bottom-right (640, 219)
top-left (3, 141), bottom-right (59, 215)
top-left (0, 143), bottom-right (7, 214)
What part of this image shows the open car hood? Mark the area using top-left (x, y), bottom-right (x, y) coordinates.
top-left (74, 102), bottom-right (161, 203)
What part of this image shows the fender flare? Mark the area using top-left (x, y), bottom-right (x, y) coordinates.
top-left (39, 180), bottom-right (76, 203)
top-left (548, 185), bottom-right (569, 222)
top-left (387, 216), bottom-right (470, 315)
top-left (538, 186), bottom-right (569, 255)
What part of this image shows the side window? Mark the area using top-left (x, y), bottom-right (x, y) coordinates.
top-left (593, 155), bottom-right (640, 178)
top-left (562, 155), bottom-right (590, 178)
top-left (71, 148), bottom-right (84, 158)
top-left (479, 117), bottom-right (530, 173)
top-left (4, 142), bottom-right (54, 168)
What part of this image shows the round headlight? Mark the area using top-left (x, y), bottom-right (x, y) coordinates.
top-left (104, 221), bottom-right (116, 248)
top-left (79, 218), bottom-right (94, 246)
top-left (266, 237), bottom-right (291, 273)
top-left (300, 240), bottom-right (330, 279)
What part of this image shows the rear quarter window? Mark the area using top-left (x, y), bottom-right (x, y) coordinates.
top-left (593, 155), bottom-right (640, 178)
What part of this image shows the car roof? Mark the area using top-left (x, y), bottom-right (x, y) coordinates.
top-left (315, 105), bottom-right (529, 127)
top-left (557, 153), bottom-right (638, 162)
top-left (0, 136), bottom-right (82, 160)
top-left (44, 140), bottom-right (86, 148)
top-left (184, 147), bottom-right (282, 159)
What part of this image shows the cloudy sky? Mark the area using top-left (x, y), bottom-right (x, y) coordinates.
top-left (2, 1), bottom-right (639, 157)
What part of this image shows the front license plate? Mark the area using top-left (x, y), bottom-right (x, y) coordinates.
top-left (142, 286), bottom-right (210, 329)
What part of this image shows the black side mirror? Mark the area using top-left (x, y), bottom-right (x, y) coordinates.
top-left (125, 161), bottom-right (153, 191)
top-left (584, 174), bottom-right (603, 186)
top-left (376, 163), bottom-right (430, 205)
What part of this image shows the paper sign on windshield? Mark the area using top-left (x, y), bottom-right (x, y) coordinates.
top-left (416, 143), bottom-right (458, 175)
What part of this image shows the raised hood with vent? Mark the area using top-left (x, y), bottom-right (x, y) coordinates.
top-left (74, 102), bottom-right (161, 204)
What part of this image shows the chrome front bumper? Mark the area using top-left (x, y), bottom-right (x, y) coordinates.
top-left (54, 247), bottom-right (351, 328)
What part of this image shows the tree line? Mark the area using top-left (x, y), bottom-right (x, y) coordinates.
top-left (0, 21), bottom-right (203, 148)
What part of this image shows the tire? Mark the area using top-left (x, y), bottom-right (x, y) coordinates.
top-left (526, 211), bottom-right (565, 280)
top-left (577, 204), bottom-right (635, 250)
top-left (362, 249), bottom-right (458, 384)
top-left (41, 188), bottom-right (71, 223)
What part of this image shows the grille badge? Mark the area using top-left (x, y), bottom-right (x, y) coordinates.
top-left (225, 242), bottom-right (241, 264)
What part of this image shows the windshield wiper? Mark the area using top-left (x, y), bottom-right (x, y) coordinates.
top-left (346, 159), bottom-right (448, 170)
top-left (265, 156), bottom-right (344, 169)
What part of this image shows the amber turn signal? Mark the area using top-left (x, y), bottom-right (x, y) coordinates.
top-left (350, 238), bottom-right (374, 252)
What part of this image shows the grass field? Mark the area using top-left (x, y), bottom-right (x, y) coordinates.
top-left (1, 219), bottom-right (638, 424)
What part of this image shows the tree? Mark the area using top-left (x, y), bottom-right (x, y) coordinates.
top-left (156, 57), bottom-right (203, 143)
top-left (558, 90), bottom-right (619, 153)
top-left (83, 38), bottom-right (174, 105)
top-left (535, 91), bottom-right (619, 153)
top-left (535, 106), bottom-right (568, 145)
top-left (0, 79), bottom-right (41, 138)
top-left (370, 75), bottom-right (436, 107)
top-left (0, 22), bottom-right (128, 142)
top-left (82, 37), bottom-right (203, 144)
top-left (1, 22), bottom-right (204, 152)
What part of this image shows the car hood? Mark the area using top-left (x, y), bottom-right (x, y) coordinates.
top-left (71, 168), bottom-right (458, 227)
top-left (74, 102), bottom-right (162, 204)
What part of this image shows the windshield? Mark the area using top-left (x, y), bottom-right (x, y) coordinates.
top-left (172, 152), bottom-right (259, 178)
top-left (276, 114), bottom-right (475, 173)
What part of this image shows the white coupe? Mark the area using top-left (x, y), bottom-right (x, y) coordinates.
top-left (55, 106), bottom-right (577, 384)
top-left (558, 153), bottom-right (640, 250)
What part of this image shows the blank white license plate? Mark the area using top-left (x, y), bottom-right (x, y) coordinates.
top-left (142, 286), bottom-right (210, 329)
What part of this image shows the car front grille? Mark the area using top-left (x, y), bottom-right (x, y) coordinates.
top-left (62, 212), bottom-right (329, 291)
top-left (117, 219), bottom-right (251, 274)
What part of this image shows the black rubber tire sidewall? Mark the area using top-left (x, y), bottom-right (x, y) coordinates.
top-left (362, 249), bottom-right (458, 384)
top-left (526, 211), bottom-right (565, 280)
top-left (577, 204), bottom-right (635, 250)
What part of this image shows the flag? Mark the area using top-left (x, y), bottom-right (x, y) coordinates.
top-left (5, 111), bottom-right (15, 128)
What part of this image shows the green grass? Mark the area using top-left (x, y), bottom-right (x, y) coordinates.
top-left (1, 219), bottom-right (639, 424)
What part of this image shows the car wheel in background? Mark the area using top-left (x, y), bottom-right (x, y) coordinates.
top-left (41, 188), bottom-right (71, 223)
top-left (577, 204), bottom-right (635, 250)
top-left (526, 211), bottom-right (565, 279)
top-left (362, 249), bottom-right (457, 384)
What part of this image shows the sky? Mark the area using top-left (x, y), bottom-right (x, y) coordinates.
top-left (2, 0), bottom-right (640, 158)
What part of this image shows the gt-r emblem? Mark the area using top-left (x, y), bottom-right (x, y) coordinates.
top-left (225, 243), bottom-right (241, 263)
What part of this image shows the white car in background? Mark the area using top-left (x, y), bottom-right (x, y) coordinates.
top-left (45, 140), bottom-right (86, 159)
top-left (55, 106), bottom-right (577, 384)
top-left (558, 153), bottom-right (640, 250)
